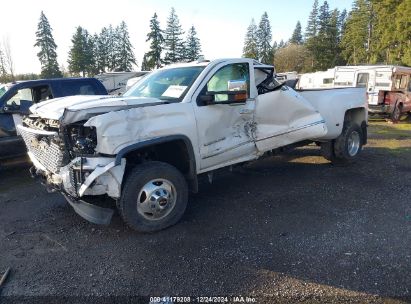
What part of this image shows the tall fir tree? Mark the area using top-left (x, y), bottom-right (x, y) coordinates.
top-left (107, 25), bottom-right (118, 71)
top-left (144, 13), bottom-right (164, 70)
top-left (115, 21), bottom-right (136, 71)
top-left (242, 19), bottom-right (259, 60)
top-left (290, 21), bottom-right (303, 45)
top-left (257, 12), bottom-right (273, 64)
top-left (184, 25), bottom-right (202, 62)
top-left (395, 0), bottom-right (411, 66)
top-left (164, 8), bottom-right (185, 64)
top-left (305, 0), bottom-right (319, 39)
top-left (96, 27), bottom-right (110, 73)
top-left (371, 0), bottom-right (403, 64)
top-left (340, 0), bottom-right (372, 65)
top-left (67, 26), bottom-right (95, 77)
top-left (34, 11), bottom-right (62, 78)
top-left (141, 54), bottom-right (150, 71)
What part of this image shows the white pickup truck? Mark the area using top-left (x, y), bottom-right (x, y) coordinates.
top-left (18, 58), bottom-right (367, 232)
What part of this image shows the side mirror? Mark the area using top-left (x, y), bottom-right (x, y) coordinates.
top-left (3, 99), bottom-right (33, 114)
top-left (228, 79), bottom-right (247, 91)
top-left (198, 94), bottom-right (215, 105)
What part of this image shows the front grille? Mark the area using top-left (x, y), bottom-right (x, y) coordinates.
top-left (19, 126), bottom-right (64, 174)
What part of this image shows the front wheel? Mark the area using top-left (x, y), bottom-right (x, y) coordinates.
top-left (321, 122), bottom-right (363, 165)
top-left (118, 161), bottom-right (188, 232)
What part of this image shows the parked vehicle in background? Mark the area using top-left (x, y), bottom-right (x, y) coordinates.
top-left (337, 66), bottom-right (411, 122)
top-left (95, 71), bottom-right (149, 95)
top-left (275, 71), bottom-right (298, 83)
top-left (297, 69), bottom-right (335, 89)
top-left (19, 58), bottom-right (367, 232)
top-left (0, 78), bottom-right (107, 160)
top-left (298, 65), bottom-right (411, 122)
top-left (125, 73), bottom-right (150, 91)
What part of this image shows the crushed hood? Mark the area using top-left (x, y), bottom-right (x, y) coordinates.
top-left (29, 95), bottom-right (166, 124)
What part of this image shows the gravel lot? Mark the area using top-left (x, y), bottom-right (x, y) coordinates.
top-left (0, 119), bottom-right (410, 303)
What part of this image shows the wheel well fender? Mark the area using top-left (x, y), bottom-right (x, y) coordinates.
top-left (115, 135), bottom-right (198, 193)
top-left (344, 107), bottom-right (367, 145)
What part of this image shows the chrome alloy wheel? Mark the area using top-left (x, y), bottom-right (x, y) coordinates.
top-left (137, 179), bottom-right (177, 220)
top-left (347, 131), bottom-right (361, 157)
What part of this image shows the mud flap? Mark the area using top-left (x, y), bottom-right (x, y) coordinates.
top-left (62, 193), bottom-right (114, 225)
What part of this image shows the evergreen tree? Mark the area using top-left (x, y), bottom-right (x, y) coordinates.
top-left (96, 27), bottom-right (110, 73)
top-left (34, 11), bottom-right (62, 78)
top-left (184, 25), bottom-right (202, 62)
top-left (257, 12), bottom-right (273, 64)
top-left (371, 0), bottom-right (403, 64)
top-left (144, 13), bottom-right (164, 70)
top-left (107, 25), bottom-right (118, 71)
top-left (290, 21), bottom-right (303, 44)
top-left (141, 54), bottom-right (151, 71)
top-left (68, 26), bottom-right (95, 77)
top-left (115, 21), bottom-right (136, 71)
top-left (242, 19), bottom-right (259, 60)
top-left (395, 0), bottom-right (411, 66)
top-left (164, 8), bottom-right (185, 64)
top-left (340, 0), bottom-right (372, 65)
top-left (315, 2), bottom-right (336, 69)
top-left (305, 0), bottom-right (319, 39)
top-left (338, 9), bottom-right (347, 38)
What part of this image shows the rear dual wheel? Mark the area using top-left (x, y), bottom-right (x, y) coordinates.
top-left (321, 122), bottom-right (363, 165)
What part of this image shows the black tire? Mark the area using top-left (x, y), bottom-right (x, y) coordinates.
top-left (320, 141), bottom-right (335, 162)
top-left (391, 103), bottom-right (402, 122)
top-left (118, 161), bottom-right (188, 232)
top-left (334, 122), bottom-right (363, 163)
top-left (321, 122), bottom-right (363, 165)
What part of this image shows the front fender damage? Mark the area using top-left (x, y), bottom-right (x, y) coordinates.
top-left (58, 157), bottom-right (126, 199)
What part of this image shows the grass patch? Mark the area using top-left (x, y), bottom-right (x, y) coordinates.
top-left (368, 120), bottom-right (411, 139)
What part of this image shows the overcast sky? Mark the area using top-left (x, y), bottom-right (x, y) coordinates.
top-left (0, 0), bottom-right (352, 74)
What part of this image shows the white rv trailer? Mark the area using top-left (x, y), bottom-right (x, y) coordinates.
top-left (296, 69), bottom-right (335, 89)
top-left (95, 71), bottom-right (149, 94)
top-left (298, 65), bottom-right (411, 105)
top-left (333, 65), bottom-right (411, 105)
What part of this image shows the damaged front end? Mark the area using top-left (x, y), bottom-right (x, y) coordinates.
top-left (18, 116), bottom-right (126, 225)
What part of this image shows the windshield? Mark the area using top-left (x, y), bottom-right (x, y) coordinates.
top-left (0, 85), bottom-right (8, 98)
top-left (123, 66), bottom-right (205, 101)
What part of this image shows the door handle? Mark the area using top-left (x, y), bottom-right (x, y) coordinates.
top-left (240, 109), bottom-right (253, 114)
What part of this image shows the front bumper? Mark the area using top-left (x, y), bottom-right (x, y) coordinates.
top-left (28, 152), bottom-right (126, 225)
top-left (28, 152), bottom-right (125, 199)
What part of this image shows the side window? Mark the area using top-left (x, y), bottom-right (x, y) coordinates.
top-left (206, 63), bottom-right (249, 102)
top-left (6, 88), bottom-right (33, 107)
top-left (61, 81), bottom-right (98, 96)
top-left (408, 78), bottom-right (411, 92)
top-left (32, 85), bottom-right (53, 103)
top-left (356, 73), bottom-right (369, 88)
top-left (394, 74), bottom-right (408, 90)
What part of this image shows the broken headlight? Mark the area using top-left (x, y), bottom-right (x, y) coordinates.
top-left (67, 124), bottom-right (97, 155)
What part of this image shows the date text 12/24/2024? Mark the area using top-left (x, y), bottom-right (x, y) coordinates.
top-left (150, 296), bottom-right (257, 303)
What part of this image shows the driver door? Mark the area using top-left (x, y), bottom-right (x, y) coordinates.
top-left (192, 61), bottom-right (258, 171)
